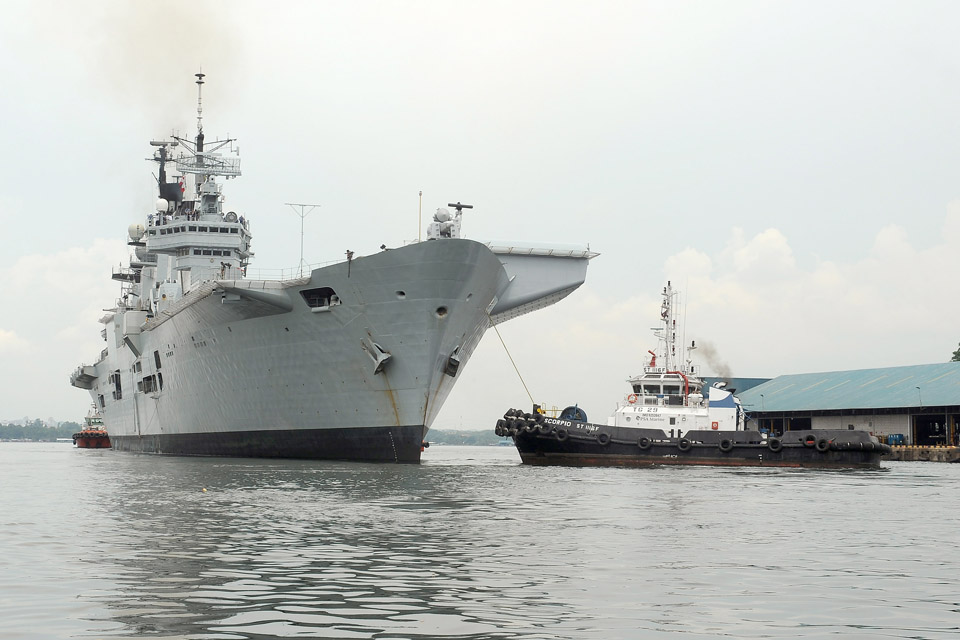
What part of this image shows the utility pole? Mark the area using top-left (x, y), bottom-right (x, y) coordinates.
top-left (286, 202), bottom-right (321, 277)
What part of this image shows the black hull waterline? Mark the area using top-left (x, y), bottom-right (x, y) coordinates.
top-left (110, 425), bottom-right (426, 463)
top-left (500, 419), bottom-right (891, 470)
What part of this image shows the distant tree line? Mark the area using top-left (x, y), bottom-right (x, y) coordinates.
top-left (0, 420), bottom-right (81, 441)
top-left (426, 429), bottom-right (505, 446)
top-left (953, 343), bottom-right (960, 362)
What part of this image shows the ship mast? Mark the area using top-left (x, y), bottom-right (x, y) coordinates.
top-left (652, 281), bottom-right (679, 372)
top-left (195, 71), bottom-right (205, 153)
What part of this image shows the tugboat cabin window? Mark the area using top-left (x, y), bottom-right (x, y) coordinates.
top-left (301, 287), bottom-right (339, 309)
top-left (663, 385), bottom-right (680, 395)
top-left (643, 384), bottom-right (660, 394)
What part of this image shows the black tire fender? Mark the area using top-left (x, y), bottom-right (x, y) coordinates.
top-left (555, 427), bottom-right (568, 442)
top-left (719, 439), bottom-right (734, 453)
top-left (816, 438), bottom-right (831, 452)
top-left (767, 437), bottom-right (783, 453)
top-left (678, 438), bottom-right (692, 452)
top-left (597, 432), bottom-right (611, 446)
top-left (638, 437), bottom-right (651, 450)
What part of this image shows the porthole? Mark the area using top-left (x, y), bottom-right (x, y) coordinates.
top-left (396, 290), bottom-right (406, 299)
top-left (466, 293), bottom-right (473, 301)
top-left (435, 306), bottom-right (448, 318)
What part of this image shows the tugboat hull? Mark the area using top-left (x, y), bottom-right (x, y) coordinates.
top-left (72, 431), bottom-right (112, 449)
top-left (501, 419), bottom-right (890, 470)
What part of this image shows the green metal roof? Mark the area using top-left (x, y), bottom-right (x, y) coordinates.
top-left (737, 362), bottom-right (960, 412)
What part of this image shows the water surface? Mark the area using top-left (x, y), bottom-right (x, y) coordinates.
top-left (2, 443), bottom-right (958, 639)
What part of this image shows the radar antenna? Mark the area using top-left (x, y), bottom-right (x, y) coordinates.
top-left (447, 202), bottom-right (473, 215)
top-left (286, 202), bottom-right (321, 277)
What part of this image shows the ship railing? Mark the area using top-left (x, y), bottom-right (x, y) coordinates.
top-left (243, 259), bottom-right (343, 281)
top-left (485, 242), bottom-right (599, 259)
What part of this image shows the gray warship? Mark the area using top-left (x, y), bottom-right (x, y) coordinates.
top-left (70, 74), bottom-right (597, 462)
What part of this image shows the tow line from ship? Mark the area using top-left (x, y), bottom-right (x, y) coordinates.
top-left (488, 314), bottom-right (535, 406)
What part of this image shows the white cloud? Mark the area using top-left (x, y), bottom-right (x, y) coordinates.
top-left (0, 328), bottom-right (28, 352)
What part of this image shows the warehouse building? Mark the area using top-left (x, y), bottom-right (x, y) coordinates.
top-left (736, 362), bottom-right (960, 446)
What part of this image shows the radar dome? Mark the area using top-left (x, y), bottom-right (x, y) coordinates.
top-left (156, 198), bottom-right (169, 213)
top-left (128, 224), bottom-right (145, 241)
top-left (434, 208), bottom-right (450, 222)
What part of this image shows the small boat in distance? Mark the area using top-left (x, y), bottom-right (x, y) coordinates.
top-left (73, 407), bottom-right (111, 449)
top-left (495, 281), bottom-right (891, 469)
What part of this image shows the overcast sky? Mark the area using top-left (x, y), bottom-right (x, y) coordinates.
top-left (2, 1), bottom-right (960, 427)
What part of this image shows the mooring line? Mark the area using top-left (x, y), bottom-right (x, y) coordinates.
top-left (489, 316), bottom-right (535, 406)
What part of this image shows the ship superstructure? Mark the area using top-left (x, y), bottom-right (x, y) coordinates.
top-left (70, 75), bottom-right (597, 462)
top-left (610, 280), bottom-right (743, 433)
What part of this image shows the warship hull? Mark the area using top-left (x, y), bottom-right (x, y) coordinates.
top-left (77, 239), bottom-right (592, 462)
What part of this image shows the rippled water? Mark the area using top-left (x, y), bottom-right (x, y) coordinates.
top-left (2, 443), bottom-right (959, 639)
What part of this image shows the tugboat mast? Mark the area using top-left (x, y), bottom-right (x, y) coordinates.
top-left (651, 281), bottom-right (680, 373)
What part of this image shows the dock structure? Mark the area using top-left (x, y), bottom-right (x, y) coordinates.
top-left (887, 446), bottom-right (960, 463)
top-left (723, 362), bottom-right (960, 460)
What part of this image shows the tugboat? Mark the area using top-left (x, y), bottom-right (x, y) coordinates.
top-left (72, 407), bottom-right (111, 449)
top-left (494, 281), bottom-right (891, 469)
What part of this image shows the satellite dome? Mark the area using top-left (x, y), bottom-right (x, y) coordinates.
top-left (156, 198), bottom-right (169, 213)
top-left (128, 224), bottom-right (145, 241)
top-left (434, 208), bottom-right (450, 222)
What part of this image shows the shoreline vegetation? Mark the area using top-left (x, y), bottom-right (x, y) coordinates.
top-left (1, 421), bottom-right (81, 442)
top-left (0, 423), bottom-right (504, 445)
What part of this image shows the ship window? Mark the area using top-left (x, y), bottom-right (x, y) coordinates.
top-left (632, 385), bottom-right (642, 394)
top-left (670, 417), bottom-right (676, 426)
top-left (230, 228), bottom-right (238, 233)
top-left (189, 226), bottom-right (197, 231)
top-left (154, 350), bottom-right (161, 370)
top-left (160, 229), bottom-right (167, 235)
top-left (663, 385), bottom-right (680, 395)
top-left (194, 250), bottom-right (201, 255)
top-left (199, 226), bottom-right (208, 232)
top-left (97, 394), bottom-right (105, 409)
top-left (643, 384), bottom-right (660, 394)
top-left (220, 227), bottom-right (229, 233)
top-left (301, 286), bottom-right (338, 308)
top-left (157, 372), bottom-right (163, 390)
top-left (202, 250), bottom-right (212, 255)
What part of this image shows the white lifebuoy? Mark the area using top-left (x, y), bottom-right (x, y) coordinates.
top-left (627, 394), bottom-right (638, 404)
